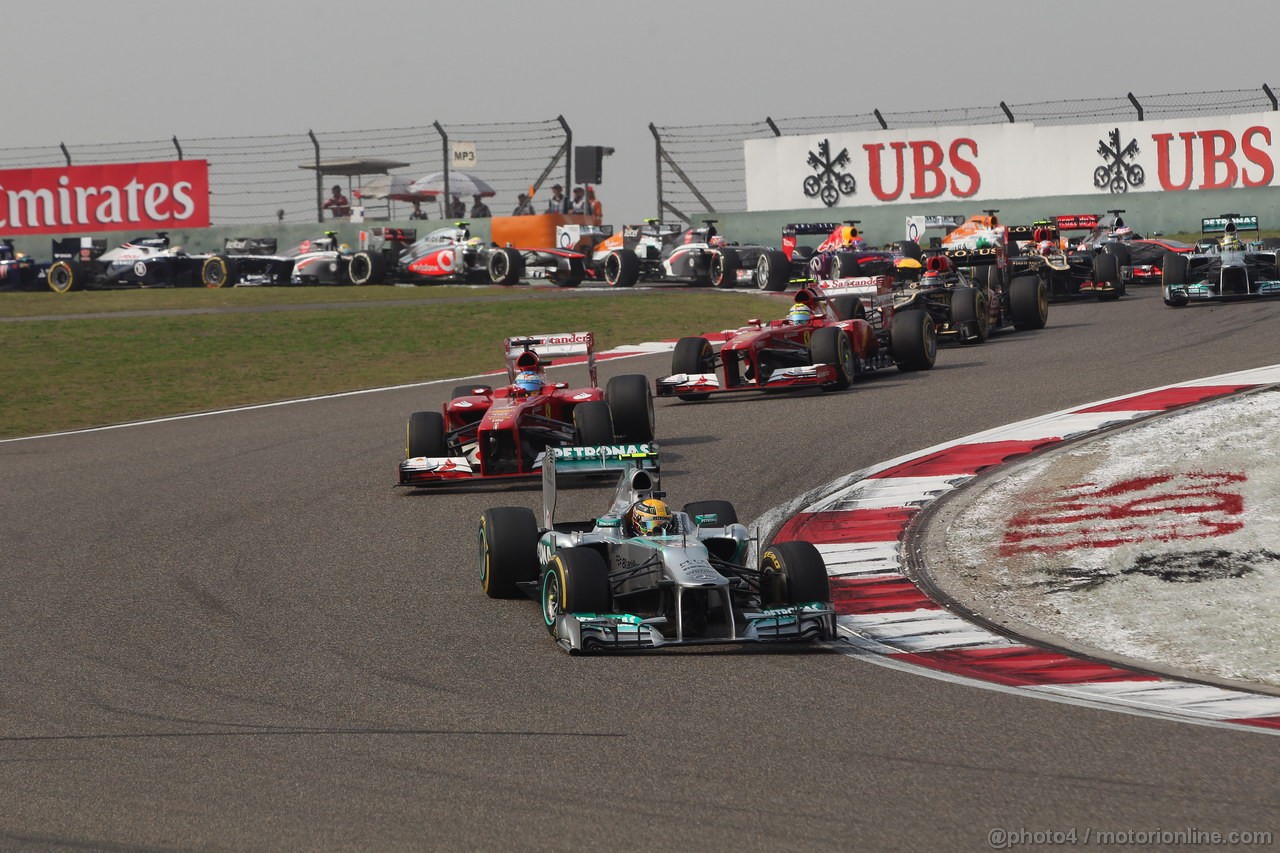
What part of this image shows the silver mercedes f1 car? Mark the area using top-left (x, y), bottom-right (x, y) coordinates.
top-left (477, 445), bottom-right (836, 654)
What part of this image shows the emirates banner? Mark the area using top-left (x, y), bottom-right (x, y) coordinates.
top-left (744, 112), bottom-right (1280, 211)
top-left (0, 159), bottom-right (209, 235)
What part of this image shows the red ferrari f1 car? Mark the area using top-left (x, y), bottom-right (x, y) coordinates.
top-left (398, 332), bottom-right (655, 486)
top-left (656, 277), bottom-right (936, 400)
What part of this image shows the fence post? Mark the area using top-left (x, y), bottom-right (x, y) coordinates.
top-left (1000, 101), bottom-right (1015, 123)
top-left (433, 121), bottom-right (449, 218)
top-left (59, 143), bottom-right (71, 167)
top-left (1127, 92), bottom-right (1144, 121)
top-left (649, 123), bottom-right (663, 221)
top-left (1265, 84), bottom-right (1278, 111)
top-left (874, 109), bottom-right (888, 130)
top-left (557, 115), bottom-right (572, 189)
top-left (172, 136), bottom-right (184, 160)
top-left (765, 117), bottom-right (781, 137)
top-left (308, 130), bottom-right (322, 223)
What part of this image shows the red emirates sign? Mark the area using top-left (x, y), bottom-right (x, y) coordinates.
top-left (0, 159), bottom-right (209, 235)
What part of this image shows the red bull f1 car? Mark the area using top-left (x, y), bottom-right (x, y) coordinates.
top-left (398, 331), bottom-right (656, 486)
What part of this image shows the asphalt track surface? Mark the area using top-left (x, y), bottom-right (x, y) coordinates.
top-left (3, 287), bottom-right (1279, 851)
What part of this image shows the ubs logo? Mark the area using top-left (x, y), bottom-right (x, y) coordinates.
top-left (804, 139), bottom-right (857, 207)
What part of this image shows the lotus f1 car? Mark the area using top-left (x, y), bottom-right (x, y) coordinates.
top-left (398, 331), bottom-right (656, 486)
top-left (656, 277), bottom-right (936, 401)
top-left (477, 445), bottom-right (837, 653)
top-left (350, 224), bottom-right (586, 287)
top-left (1162, 214), bottom-right (1280, 307)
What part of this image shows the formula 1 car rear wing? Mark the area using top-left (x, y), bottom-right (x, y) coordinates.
top-left (504, 331), bottom-right (597, 387)
top-left (1202, 214), bottom-right (1258, 234)
top-left (357, 227), bottom-right (418, 251)
top-left (224, 237), bottom-right (278, 255)
top-left (542, 443), bottom-right (660, 530)
top-left (51, 237), bottom-right (107, 263)
top-left (905, 214), bottom-right (965, 244)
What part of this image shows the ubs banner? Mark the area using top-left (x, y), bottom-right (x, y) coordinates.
top-left (0, 159), bottom-right (210, 235)
top-left (744, 112), bottom-right (1280, 211)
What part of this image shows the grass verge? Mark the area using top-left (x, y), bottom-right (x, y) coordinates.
top-left (0, 289), bottom-right (771, 439)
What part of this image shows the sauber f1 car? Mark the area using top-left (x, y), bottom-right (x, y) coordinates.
top-left (350, 224), bottom-right (586, 287)
top-left (199, 233), bottom-right (352, 287)
top-left (1162, 214), bottom-right (1280, 307)
top-left (571, 219), bottom-right (758, 288)
top-left (477, 446), bottom-right (836, 653)
top-left (398, 331), bottom-right (655, 486)
top-left (657, 277), bottom-right (936, 401)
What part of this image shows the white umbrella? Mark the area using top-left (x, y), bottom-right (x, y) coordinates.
top-left (408, 171), bottom-right (496, 198)
top-left (358, 173), bottom-right (440, 202)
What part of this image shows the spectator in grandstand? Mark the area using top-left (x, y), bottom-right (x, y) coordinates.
top-left (512, 193), bottom-right (536, 216)
top-left (322, 185), bottom-right (351, 219)
top-left (449, 195), bottom-right (466, 218)
top-left (470, 195), bottom-right (492, 219)
top-left (569, 186), bottom-right (588, 215)
top-left (409, 201), bottom-right (428, 220)
top-left (545, 184), bottom-right (569, 214)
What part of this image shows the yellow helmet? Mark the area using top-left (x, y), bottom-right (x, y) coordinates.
top-left (628, 498), bottom-right (674, 536)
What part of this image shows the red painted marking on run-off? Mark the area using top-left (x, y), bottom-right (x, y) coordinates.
top-left (893, 647), bottom-right (1162, 687)
top-left (831, 576), bottom-right (940, 615)
top-left (868, 439), bottom-right (1060, 479)
top-left (775, 507), bottom-right (916, 544)
top-left (1074, 385), bottom-right (1254, 413)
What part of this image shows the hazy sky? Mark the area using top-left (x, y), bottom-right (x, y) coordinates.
top-left (10, 0), bottom-right (1279, 223)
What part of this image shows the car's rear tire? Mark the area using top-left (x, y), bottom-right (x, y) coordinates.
top-left (710, 249), bottom-right (740, 288)
top-left (349, 251), bottom-right (387, 285)
top-left (1009, 274), bottom-right (1049, 330)
top-left (46, 261), bottom-right (79, 293)
top-left (605, 374), bottom-right (654, 442)
top-left (950, 285), bottom-right (989, 344)
top-left (201, 255), bottom-right (233, 288)
top-left (682, 500), bottom-right (738, 527)
top-left (479, 506), bottom-right (540, 599)
top-left (760, 541), bottom-right (829, 606)
top-left (671, 336), bottom-right (716, 401)
top-left (756, 249), bottom-right (790, 291)
top-left (542, 548), bottom-right (611, 635)
top-left (572, 401), bottom-right (614, 446)
top-left (890, 309), bottom-right (937, 372)
top-left (809, 325), bottom-right (855, 391)
top-left (604, 249), bottom-right (640, 287)
top-left (488, 248), bottom-right (524, 286)
top-left (407, 411), bottom-right (447, 458)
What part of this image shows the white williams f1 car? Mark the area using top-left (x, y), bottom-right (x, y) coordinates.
top-left (477, 445), bottom-right (836, 654)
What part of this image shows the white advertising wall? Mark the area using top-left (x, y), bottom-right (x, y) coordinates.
top-left (744, 112), bottom-right (1280, 211)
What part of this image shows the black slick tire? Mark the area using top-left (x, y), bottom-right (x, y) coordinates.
top-left (1009, 274), bottom-right (1049, 330)
top-left (889, 309), bottom-right (937, 372)
top-left (406, 411), bottom-right (447, 458)
top-left (760, 541), bottom-right (829, 606)
top-left (605, 374), bottom-right (654, 442)
top-left (542, 548), bottom-right (611, 636)
top-left (479, 506), bottom-right (540, 599)
top-left (604, 249), bottom-right (640, 287)
top-left (808, 326), bottom-right (855, 391)
top-left (572, 401), bottom-right (614, 445)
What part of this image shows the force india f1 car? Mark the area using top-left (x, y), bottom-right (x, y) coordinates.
top-left (477, 445), bottom-right (837, 653)
top-left (398, 332), bottom-right (656, 486)
top-left (1162, 214), bottom-right (1280, 307)
top-left (349, 224), bottom-right (586, 287)
top-left (656, 277), bottom-right (937, 401)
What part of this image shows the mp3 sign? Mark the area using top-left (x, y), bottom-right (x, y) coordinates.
top-left (0, 159), bottom-right (209, 235)
top-left (744, 111), bottom-right (1280, 211)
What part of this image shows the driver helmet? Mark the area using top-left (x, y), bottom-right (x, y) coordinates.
top-left (1113, 226), bottom-right (1134, 240)
top-left (514, 370), bottom-right (544, 394)
top-left (1221, 234), bottom-right (1242, 251)
top-left (628, 498), bottom-right (674, 537)
top-left (788, 302), bottom-right (813, 325)
top-left (1037, 240), bottom-right (1055, 255)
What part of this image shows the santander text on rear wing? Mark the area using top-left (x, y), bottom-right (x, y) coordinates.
top-left (504, 331), bottom-right (597, 386)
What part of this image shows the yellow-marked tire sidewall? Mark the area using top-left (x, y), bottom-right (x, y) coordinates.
top-left (47, 262), bottom-right (74, 294)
